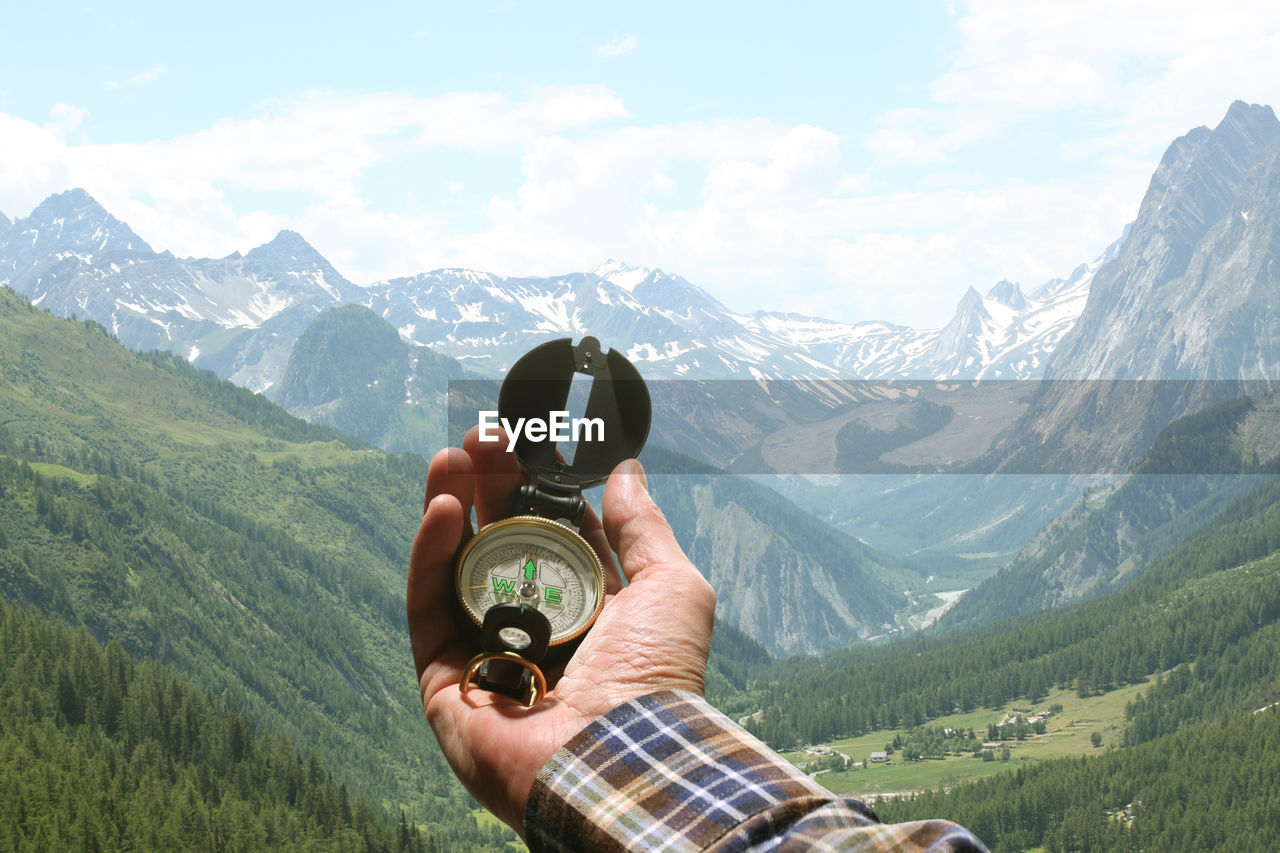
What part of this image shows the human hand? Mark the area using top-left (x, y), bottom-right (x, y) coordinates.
top-left (407, 427), bottom-right (716, 834)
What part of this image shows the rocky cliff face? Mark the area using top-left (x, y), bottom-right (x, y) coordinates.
top-left (642, 448), bottom-right (913, 655)
top-left (950, 103), bottom-right (1280, 627)
top-left (1048, 100), bottom-right (1280, 382)
top-left (992, 102), bottom-right (1280, 475)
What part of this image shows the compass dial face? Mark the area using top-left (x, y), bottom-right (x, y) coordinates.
top-left (455, 516), bottom-right (606, 646)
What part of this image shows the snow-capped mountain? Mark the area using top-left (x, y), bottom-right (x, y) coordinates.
top-left (0, 190), bottom-right (363, 391)
top-left (360, 254), bottom-right (1107, 386)
top-left (1, 188), bottom-right (1106, 400)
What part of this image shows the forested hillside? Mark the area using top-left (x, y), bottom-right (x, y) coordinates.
top-left (271, 304), bottom-right (471, 455)
top-left (0, 595), bottom-right (447, 851)
top-left (941, 396), bottom-right (1273, 629)
top-left (9, 283), bottom-right (1280, 850)
top-left (0, 287), bottom-right (513, 846)
top-left (879, 705), bottom-right (1280, 852)
top-left (724, 403), bottom-right (1280, 850)
top-left (739, 472), bottom-right (1280, 748)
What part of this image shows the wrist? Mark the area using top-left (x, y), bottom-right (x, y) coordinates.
top-left (524, 689), bottom-right (829, 851)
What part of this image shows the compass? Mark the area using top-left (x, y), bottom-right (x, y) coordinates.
top-left (455, 516), bottom-right (605, 649)
top-left (454, 336), bottom-right (650, 706)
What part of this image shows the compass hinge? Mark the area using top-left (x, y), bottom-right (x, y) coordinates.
top-left (516, 484), bottom-right (587, 526)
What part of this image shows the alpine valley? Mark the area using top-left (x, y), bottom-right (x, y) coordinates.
top-left (4, 101), bottom-right (1280, 850)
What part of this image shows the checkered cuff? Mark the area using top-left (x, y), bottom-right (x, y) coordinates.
top-left (525, 689), bottom-right (988, 852)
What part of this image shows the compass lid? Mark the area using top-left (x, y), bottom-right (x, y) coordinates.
top-left (498, 336), bottom-right (650, 493)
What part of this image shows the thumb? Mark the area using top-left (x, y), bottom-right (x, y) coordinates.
top-left (603, 459), bottom-right (700, 589)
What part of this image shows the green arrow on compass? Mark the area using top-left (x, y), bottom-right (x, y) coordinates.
top-left (523, 558), bottom-right (537, 580)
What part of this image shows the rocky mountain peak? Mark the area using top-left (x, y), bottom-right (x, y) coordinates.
top-left (1220, 99), bottom-right (1280, 141)
top-left (28, 187), bottom-right (98, 219)
top-left (1046, 102), bottom-right (1280, 382)
top-left (630, 268), bottom-right (725, 314)
top-left (244, 229), bottom-right (327, 270)
top-left (987, 279), bottom-right (1028, 311)
top-left (8, 188), bottom-right (154, 258)
top-left (593, 259), bottom-right (725, 313)
top-left (240, 229), bottom-right (360, 305)
top-left (591, 259), bottom-right (650, 292)
top-left (955, 285), bottom-right (986, 316)
top-left (991, 101), bottom-right (1280, 473)
top-left (922, 286), bottom-right (991, 368)
top-left (1134, 102), bottom-right (1279, 263)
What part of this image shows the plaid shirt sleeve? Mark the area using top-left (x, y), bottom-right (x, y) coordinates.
top-left (525, 689), bottom-right (989, 852)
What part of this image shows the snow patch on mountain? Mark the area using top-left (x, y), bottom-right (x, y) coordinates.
top-left (592, 259), bottom-right (649, 292)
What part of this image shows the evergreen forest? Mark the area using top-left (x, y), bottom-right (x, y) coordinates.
top-left (0, 594), bottom-right (453, 851)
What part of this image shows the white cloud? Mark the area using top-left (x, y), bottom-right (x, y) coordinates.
top-left (444, 119), bottom-right (801, 274)
top-left (104, 66), bottom-right (168, 91)
top-left (296, 196), bottom-right (456, 284)
top-left (903, 0), bottom-right (1280, 156)
top-left (432, 117), bottom-right (1140, 328)
top-left (45, 103), bottom-right (88, 141)
top-left (0, 113), bottom-right (73, 214)
top-left (597, 36), bottom-right (638, 58)
top-left (132, 67), bottom-right (168, 86)
top-left (81, 85), bottom-right (629, 200)
top-left (866, 107), bottom-right (1003, 166)
top-left (0, 85), bottom-right (632, 265)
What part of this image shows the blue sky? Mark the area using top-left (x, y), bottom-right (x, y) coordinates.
top-left (2, 2), bottom-right (1278, 327)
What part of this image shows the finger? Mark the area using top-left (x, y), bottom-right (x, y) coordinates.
top-left (463, 426), bottom-right (523, 527)
top-left (578, 498), bottom-right (624, 595)
top-left (408, 490), bottom-right (467, 681)
top-left (602, 459), bottom-right (698, 587)
top-left (425, 446), bottom-right (475, 519)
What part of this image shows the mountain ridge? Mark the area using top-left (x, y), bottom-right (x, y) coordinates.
top-left (2, 185), bottom-right (1113, 394)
